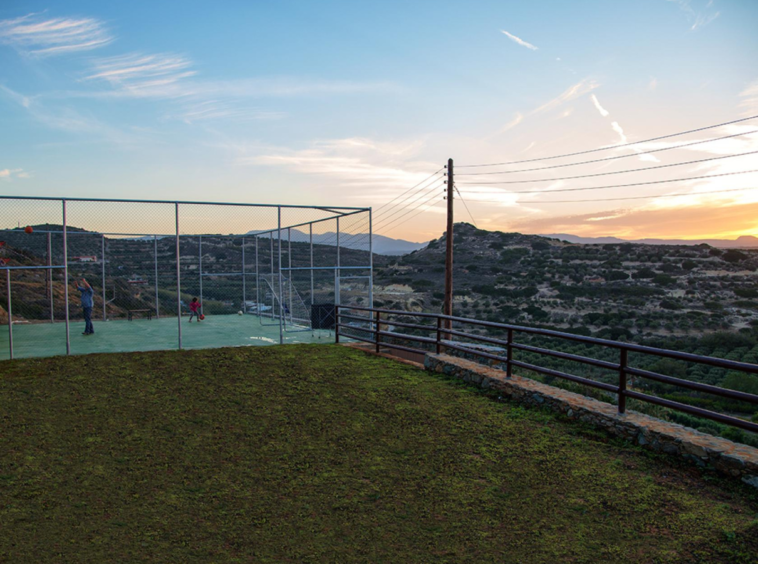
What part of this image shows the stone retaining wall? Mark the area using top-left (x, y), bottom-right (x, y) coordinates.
top-left (425, 353), bottom-right (758, 488)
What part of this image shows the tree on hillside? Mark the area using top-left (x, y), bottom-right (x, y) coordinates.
top-left (723, 250), bottom-right (747, 263)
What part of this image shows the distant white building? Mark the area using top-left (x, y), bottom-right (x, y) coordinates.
top-left (73, 255), bottom-right (98, 263)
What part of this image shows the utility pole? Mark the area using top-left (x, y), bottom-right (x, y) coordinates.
top-left (444, 158), bottom-right (454, 330)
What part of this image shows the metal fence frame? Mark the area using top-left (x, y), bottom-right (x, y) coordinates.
top-left (1, 195), bottom-right (372, 358)
top-left (336, 305), bottom-right (758, 434)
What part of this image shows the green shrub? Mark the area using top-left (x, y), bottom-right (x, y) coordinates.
top-left (734, 287), bottom-right (758, 298)
top-left (723, 250), bottom-right (747, 263)
top-left (633, 268), bottom-right (656, 279)
top-left (653, 274), bottom-right (676, 286)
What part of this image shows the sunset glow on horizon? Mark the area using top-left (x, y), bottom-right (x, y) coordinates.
top-left (1, 1), bottom-right (757, 243)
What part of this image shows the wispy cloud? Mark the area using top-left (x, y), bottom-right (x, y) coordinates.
top-left (0, 13), bottom-right (112, 56)
top-left (0, 168), bottom-right (29, 180)
top-left (86, 53), bottom-right (196, 98)
top-left (174, 100), bottom-right (287, 124)
top-left (0, 85), bottom-right (142, 144)
top-left (610, 120), bottom-right (660, 162)
top-left (494, 112), bottom-right (523, 135)
top-left (533, 79), bottom-right (599, 115)
top-left (648, 77), bottom-right (658, 91)
top-left (590, 94), bottom-right (609, 117)
top-left (588, 93), bottom-right (659, 163)
top-left (84, 50), bottom-right (402, 101)
top-left (665, 0), bottom-right (720, 31)
top-left (235, 136), bottom-right (439, 205)
top-left (740, 79), bottom-right (758, 117)
top-left (500, 30), bottom-right (538, 51)
top-left (198, 77), bottom-right (403, 98)
top-left (610, 121), bottom-right (627, 141)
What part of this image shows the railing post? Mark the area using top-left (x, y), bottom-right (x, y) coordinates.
top-left (506, 328), bottom-right (513, 378)
top-left (435, 316), bottom-right (442, 354)
top-left (334, 305), bottom-right (340, 343)
top-left (618, 348), bottom-right (628, 414)
top-left (375, 310), bottom-right (381, 353)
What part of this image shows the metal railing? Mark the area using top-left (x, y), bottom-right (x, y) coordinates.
top-left (335, 305), bottom-right (758, 434)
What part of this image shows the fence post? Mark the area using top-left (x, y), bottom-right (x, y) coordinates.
top-left (154, 234), bottom-right (159, 318)
top-left (368, 208), bottom-right (373, 309)
top-left (334, 267), bottom-right (340, 308)
top-left (101, 234), bottom-right (107, 321)
top-left (309, 224), bottom-right (314, 306)
top-left (270, 233), bottom-right (274, 319)
top-left (47, 232), bottom-right (54, 323)
top-left (436, 316), bottom-right (442, 354)
top-left (335, 305), bottom-right (340, 343)
top-left (255, 236), bottom-right (260, 316)
top-left (335, 217), bottom-right (341, 307)
top-left (277, 207), bottom-right (283, 345)
top-left (618, 348), bottom-right (628, 414)
top-left (375, 310), bottom-right (381, 353)
top-left (6, 269), bottom-right (12, 360)
top-left (288, 228), bottom-right (293, 324)
top-left (63, 199), bottom-right (70, 356)
top-left (175, 203), bottom-right (182, 350)
top-left (198, 235), bottom-right (203, 316)
top-left (242, 236), bottom-right (246, 313)
top-left (506, 328), bottom-right (513, 378)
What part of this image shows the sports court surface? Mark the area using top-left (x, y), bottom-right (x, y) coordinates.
top-left (0, 314), bottom-right (333, 359)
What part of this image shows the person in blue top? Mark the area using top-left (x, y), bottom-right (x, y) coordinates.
top-left (76, 278), bottom-right (95, 336)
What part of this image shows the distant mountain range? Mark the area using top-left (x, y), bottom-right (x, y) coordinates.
top-left (543, 233), bottom-right (758, 248)
top-left (246, 229), bottom-right (427, 255)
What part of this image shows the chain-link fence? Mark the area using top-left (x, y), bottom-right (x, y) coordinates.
top-left (0, 196), bottom-right (372, 359)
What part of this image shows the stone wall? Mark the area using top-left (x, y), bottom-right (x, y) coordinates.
top-left (425, 353), bottom-right (758, 489)
top-left (440, 340), bottom-right (507, 370)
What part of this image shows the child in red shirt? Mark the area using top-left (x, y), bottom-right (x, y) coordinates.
top-left (188, 297), bottom-right (202, 322)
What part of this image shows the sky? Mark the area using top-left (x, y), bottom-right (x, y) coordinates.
top-left (1, 0), bottom-right (757, 242)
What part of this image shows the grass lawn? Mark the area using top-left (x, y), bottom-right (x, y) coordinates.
top-left (1, 344), bottom-right (757, 563)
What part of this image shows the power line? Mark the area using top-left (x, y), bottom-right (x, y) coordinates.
top-left (374, 168), bottom-right (443, 213)
top-left (375, 191), bottom-right (444, 234)
top-left (374, 175), bottom-right (440, 221)
top-left (457, 114), bottom-right (758, 168)
top-left (455, 150), bottom-right (758, 185)
top-left (385, 197), bottom-right (446, 233)
top-left (454, 185), bottom-right (477, 228)
top-left (373, 174), bottom-right (442, 224)
top-left (374, 178), bottom-right (444, 228)
top-left (375, 190), bottom-right (442, 232)
top-left (376, 196), bottom-right (445, 235)
top-left (455, 130), bottom-right (758, 176)
top-left (462, 186), bottom-right (756, 205)
top-left (457, 169), bottom-right (758, 195)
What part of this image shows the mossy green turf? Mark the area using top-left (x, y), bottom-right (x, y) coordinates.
top-left (1, 345), bottom-right (757, 563)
